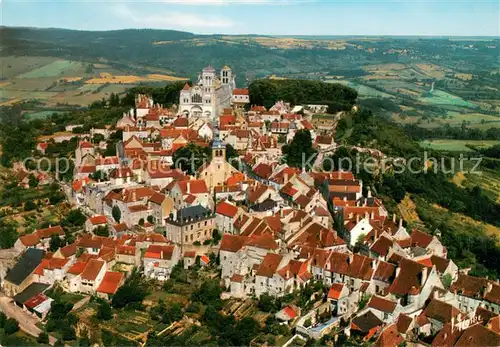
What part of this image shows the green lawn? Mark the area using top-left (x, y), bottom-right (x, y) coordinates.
top-left (419, 139), bottom-right (500, 152)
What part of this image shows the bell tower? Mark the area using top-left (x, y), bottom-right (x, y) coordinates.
top-left (221, 65), bottom-right (232, 85)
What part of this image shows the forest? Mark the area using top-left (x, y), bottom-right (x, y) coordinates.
top-left (248, 79), bottom-right (358, 111)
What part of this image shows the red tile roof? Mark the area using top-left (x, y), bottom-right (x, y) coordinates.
top-left (80, 141), bottom-right (93, 149)
top-left (328, 283), bottom-right (345, 300)
top-left (58, 243), bottom-right (77, 258)
top-left (81, 259), bottom-right (105, 281)
top-left (24, 293), bottom-right (50, 309)
top-left (216, 201), bottom-right (238, 218)
top-left (176, 179), bottom-right (208, 195)
top-left (88, 215), bottom-right (107, 225)
top-left (233, 88), bottom-right (249, 96)
top-left (68, 261), bottom-right (88, 275)
top-left (256, 253), bottom-right (283, 278)
top-left (411, 229), bottom-right (434, 248)
top-left (97, 271), bottom-right (124, 294)
top-left (454, 324), bottom-right (500, 347)
top-left (116, 245), bottom-right (136, 256)
top-left (374, 324), bottom-right (404, 347)
top-left (367, 296), bottom-right (397, 313)
top-left (19, 233), bottom-right (40, 247)
top-left (36, 226), bottom-right (64, 239)
top-left (231, 274), bottom-right (244, 283)
top-left (424, 299), bottom-right (461, 323)
top-left (283, 306), bottom-right (297, 319)
top-left (220, 234), bottom-right (248, 253)
top-left (246, 234), bottom-right (278, 250)
top-left (144, 245), bottom-right (176, 260)
top-left (389, 258), bottom-right (426, 296)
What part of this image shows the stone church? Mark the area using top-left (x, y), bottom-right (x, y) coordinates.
top-left (179, 65), bottom-right (236, 121)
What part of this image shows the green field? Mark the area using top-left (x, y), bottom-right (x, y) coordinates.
top-left (18, 60), bottom-right (84, 78)
top-left (327, 79), bottom-right (394, 98)
top-left (418, 90), bottom-right (478, 109)
top-left (419, 139), bottom-right (500, 152)
top-left (0, 56), bottom-right (58, 79)
top-left (23, 110), bottom-right (62, 120)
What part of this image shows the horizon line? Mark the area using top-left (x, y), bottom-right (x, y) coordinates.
top-left (3, 26), bottom-right (500, 39)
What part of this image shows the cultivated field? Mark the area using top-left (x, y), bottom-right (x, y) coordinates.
top-left (419, 139), bottom-right (500, 152)
top-left (0, 55), bottom-right (187, 109)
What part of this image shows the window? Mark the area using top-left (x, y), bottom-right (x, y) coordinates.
top-left (192, 94), bottom-right (202, 103)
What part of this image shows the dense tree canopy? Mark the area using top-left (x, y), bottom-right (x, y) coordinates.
top-left (248, 79), bottom-right (357, 110)
top-left (282, 129), bottom-right (317, 169)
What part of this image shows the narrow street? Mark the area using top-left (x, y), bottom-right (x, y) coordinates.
top-left (0, 294), bottom-right (57, 345)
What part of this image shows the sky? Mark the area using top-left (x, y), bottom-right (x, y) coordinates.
top-left (2, 0), bottom-right (499, 36)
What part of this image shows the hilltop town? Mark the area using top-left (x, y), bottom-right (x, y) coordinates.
top-left (0, 66), bottom-right (498, 346)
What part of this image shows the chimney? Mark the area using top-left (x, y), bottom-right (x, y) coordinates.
top-left (395, 266), bottom-right (401, 278)
top-left (161, 250), bottom-right (164, 259)
top-left (132, 191), bottom-right (137, 201)
top-left (399, 218), bottom-right (403, 228)
top-left (372, 259), bottom-right (377, 269)
top-left (370, 211), bottom-right (375, 220)
top-left (187, 181), bottom-right (190, 194)
top-left (393, 213), bottom-right (396, 223)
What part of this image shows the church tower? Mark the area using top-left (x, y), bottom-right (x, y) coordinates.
top-left (202, 66), bottom-right (216, 93)
top-left (221, 66), bottom-right (232, 85)
top-left (211, 129), bottom-right (226, 163)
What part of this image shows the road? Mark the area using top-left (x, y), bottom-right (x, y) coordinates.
top-left (0, 295), bottom-right (57, 345)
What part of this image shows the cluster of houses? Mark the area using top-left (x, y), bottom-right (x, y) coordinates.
top-left (1, 66), bottom-right (498, 346)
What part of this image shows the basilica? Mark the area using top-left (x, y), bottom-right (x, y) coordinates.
top-left (179, 65), bottom-right (237, 121)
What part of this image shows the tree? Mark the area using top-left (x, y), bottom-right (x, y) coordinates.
top-left (62, 209), bottom-right (86, 227)
top-left (0, 221), bottom-right (19, 249)
top-left (95, 225), bottom-right (109, 237)
top-left (112, 271), bottom-right (148, 308)
top-left (4, 318), bottom-right (20, 335)
top-left (138, 218), bottom-right (145, 226)
top-left (0, 311), bottom-right (6, 328)
top-left (109, 93), bottom-right (120, 107)
top-left (258, 293), bottom-right (280, 312)
top-left (212, 229), bottom-right (221, 245)
top-left (28, 174), bottom-right (39, 188)
top-left (37, 331), bottom-right (50, 344)
top-left (92, 133), bottom-right (105, 144)
top-left (49, 234), bottom-right (65, 252)
top-left (282, 129), bottom-right (317, 169)
top-left (172, 143), bottom-right (211, 175)
top-left (147, 215), bottom-right (154, 224)
top-left (192, 279), bottom-right (222, 306)
top-left (24, 200), bottom-right (37, 211)
top-left (112, 205), bottom-right (121, 223)
top-left (96, 299), bottom-right (113, 320)
top-left (442, 273), bottom-right (453, 289)
top-left (162, 303), bottom-right (183, 324)
top-left (225, 144), bottom-right (238, 161)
